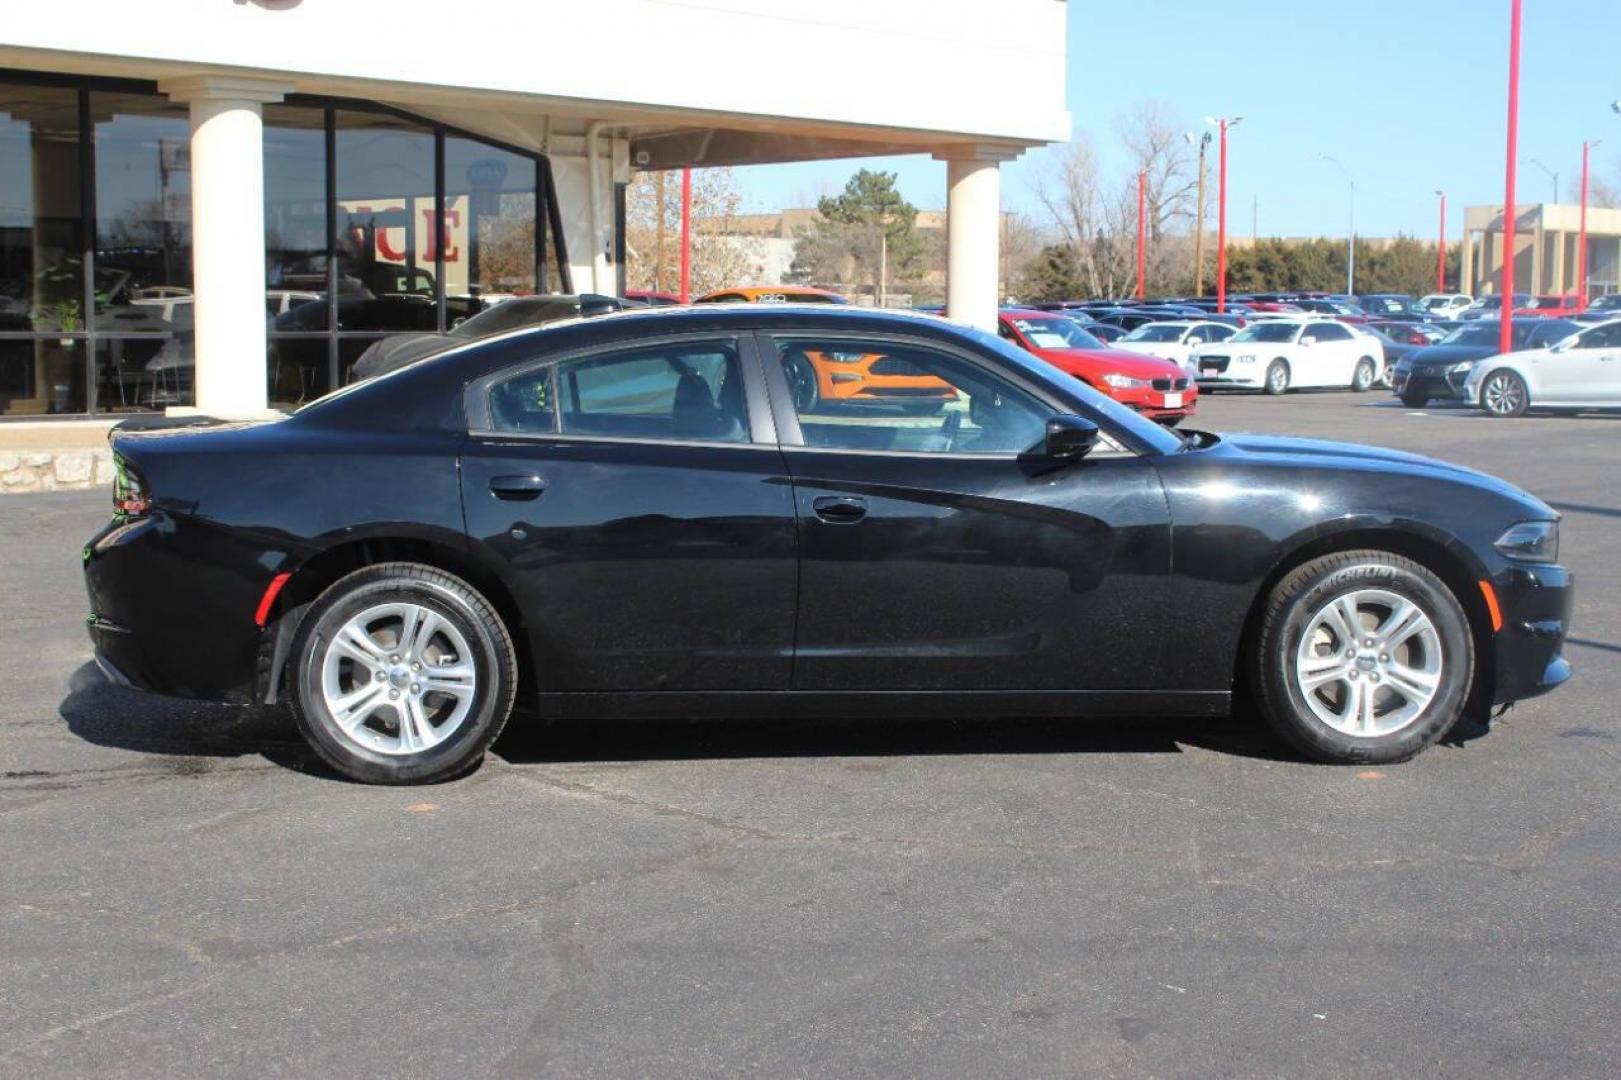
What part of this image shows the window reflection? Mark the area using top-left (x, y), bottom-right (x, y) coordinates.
top-left (0, 84), bottom-right (82, 334)
top-left (445, 137), bottom-right (537, 312)
top-left (1, 339), bottom-right (87, 416)
top-left (92, 93), bottom-right (193, 336)
top-left (334, 110), bottom-right (436, 331)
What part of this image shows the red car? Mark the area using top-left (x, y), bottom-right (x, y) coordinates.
top-left (624, 289), bottom-right (682, 306)
top-left (1517, 294), bottom-right (1580, 318)
top-left (997, 309), bottom-right (1196, 425)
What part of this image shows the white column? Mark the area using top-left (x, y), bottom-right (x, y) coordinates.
top-left (160, 76), bottom-right (292, 417)
top-left (937, 148), bottom-right (1013, 331)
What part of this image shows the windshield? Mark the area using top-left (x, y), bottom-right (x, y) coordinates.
top-left (1121, 324), bottom-right (1188, 342)
top-left (1009, 316), bottom-right (1106, 350)
top-left (1440, 323), bottom-right (1536, 348)
top-left (963, 325), bottom-right (1184, 456)
top-left (1230, 322), bottom-right (1301, 343)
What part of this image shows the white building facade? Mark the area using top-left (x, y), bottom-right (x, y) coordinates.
top-left (0, 0), bottom-right (1069, 419)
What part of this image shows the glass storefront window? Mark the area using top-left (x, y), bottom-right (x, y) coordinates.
top-left (444, 136), bottom-right (537, 312)
top-left (92, 93), bottom-right (193, 341)
top-left (334, 109), bottom-right (436, 332)
top-left (0, 339), bottom-right (88, 416)
top-left (1, 77), bottom-right (559, 419)
top-left (0, 84), bottom-right (83, 334)
top-left (265, 104), bottom-right (331, 409)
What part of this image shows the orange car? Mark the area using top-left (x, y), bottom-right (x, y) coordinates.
top-left (781, 346), bottom-right (958, 414)
top-left (694, 286), bottom-right (850, 304)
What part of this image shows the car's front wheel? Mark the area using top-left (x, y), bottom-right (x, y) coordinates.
top-left (1264, 359), bottom-right (1290, 395)
top-left (1252, 550), bottom-right (1473, 764)
top-left (1480, 369), bottom-right (1529, 418)
top-left (289, 562), bottom-right (518, 784)
top-left (1400, 391), bottom-right (1429, 408)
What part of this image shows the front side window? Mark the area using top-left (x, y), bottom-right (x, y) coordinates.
top-left (774, 338), bottom-right (1054, 455)
top-left (489, 339), bottom-right (750, 442)
top-left (1310, 323), bottom-right (1350, 342)
top-left (1574, 323), bottom-right (1621, 350)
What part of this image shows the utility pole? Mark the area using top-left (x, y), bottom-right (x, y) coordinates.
top-left (1187, 132), bottom-right (1210, 296)
top-left (1136, 170), bottom-right (1147, 300)
top-left (654, 171), bottom-right (666, 293)
top-left (1207, 115), bottom-right (1242, 313)
top-left (1498, 0), bottom-right (1522, 357)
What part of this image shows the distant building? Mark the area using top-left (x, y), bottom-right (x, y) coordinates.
top-left (1462, 203), bottom-right (1621, 298)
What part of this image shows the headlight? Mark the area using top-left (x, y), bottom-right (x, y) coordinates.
top-left (1102, 373), bottom-right (1149, 389)
top-left (1236, 353), bottom-right (1257, 364)
top-left (1448, 360), bottom-right (1476, 375)
top-left (1494, 520), bottom-right (1559, 563)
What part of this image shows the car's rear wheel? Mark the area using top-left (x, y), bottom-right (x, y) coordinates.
top-left (1481, 370), bottom-right (1529, 417)
top-left (1351, 358), bottom-right (1376, 392)
top-left (1253, 550), bottom-right (1473, 764)
top-left (1400, 391), bottom-right (1429, 408)
top-left (1264, 359), bottom-right (1290, 395)
top-left (289, 562), bottom-right (517, 784)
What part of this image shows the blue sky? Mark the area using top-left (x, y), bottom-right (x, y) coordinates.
top-left (732, 0), bottom-right (1621, 239)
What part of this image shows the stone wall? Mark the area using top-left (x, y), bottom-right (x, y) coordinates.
top-left (0, 449), bottom-right (117, 493)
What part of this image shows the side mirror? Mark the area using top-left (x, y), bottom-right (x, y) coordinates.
top-left (1044, 414), bottom-right (1100, 460)
top-left (1300, 336), bottom-right (1316, 346)
top-left (1550, 336), bottom-right (1577, 353)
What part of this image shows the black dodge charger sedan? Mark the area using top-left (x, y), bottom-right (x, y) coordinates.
top-left (84, 306), bottom-right (1573, 784)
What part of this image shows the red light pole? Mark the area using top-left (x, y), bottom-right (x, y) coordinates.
top-left (678, 166), bottom-right (693, 303)
top-left (1578, 139), bottom-right (1600, 310)
top-left (1136, 170), bottom-right (1147, 300)
top-left (1208, 116), bottom-right (1242, 314)
top-left (1498, 0), bottom-right (1522, 357)
top-left (1435, 190), bottom-right (1446, 293)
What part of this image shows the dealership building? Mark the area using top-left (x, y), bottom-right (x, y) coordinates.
top-left (0, 0), bottom-right (1069, 481)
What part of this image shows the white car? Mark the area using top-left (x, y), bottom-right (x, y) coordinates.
top-left (1417, 293), bottom-right (1473, 319)
top-left (1188, 317), bottom-right (1383, 394)
top-left (1463, 318), bottom-right (1621, 417)
top-left (1110, 320), bottom-right (1237, 379)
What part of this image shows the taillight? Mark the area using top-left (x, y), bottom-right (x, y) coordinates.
top-left (112, 456), bottom-right (151, 518)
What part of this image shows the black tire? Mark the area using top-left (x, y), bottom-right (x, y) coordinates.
top-left (1252, 550), bottom-right (1474, 764)
top-left (785, 355), bottom-right (820, 413)
top-left (1351, 358), bottom-right (1376, 392)
top-left (289, 562), bottom-right (518, 784)
top-left (1480, 369), bottom-right (1529, 418)
top-left (1400, 391), bottom-right (1429, 408)
top-left (1264, 359), bottom-right (1290, 396)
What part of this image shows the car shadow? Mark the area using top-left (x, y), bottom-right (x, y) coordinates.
top-left (56, 662), bottom-right (329, 777)
top-left (55, 663), bottom-right (1496, 778)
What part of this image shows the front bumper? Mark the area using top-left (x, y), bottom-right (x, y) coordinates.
top-left (1490, 561), bottom-right (1575, 704)
top-left (1390, 367), bottom-right (1469, 401)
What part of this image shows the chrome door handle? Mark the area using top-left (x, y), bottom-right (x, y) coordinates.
top-left (489, 475), bottom-right (546, 500)
top-left (812, 495), bottom-right (867, 523)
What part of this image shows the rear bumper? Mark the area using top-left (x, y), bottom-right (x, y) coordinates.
top-left (83, 516), bottom-right (266, 703)
top-left (1490, 562), bottom-right (1575, 704)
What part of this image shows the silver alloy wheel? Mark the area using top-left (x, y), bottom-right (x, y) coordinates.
top-left (1353, 359), bottom-right (1374, 391)
top-left (320, 602), bottom-right (477, 755)
top-left (1293, 588), bottom-right (1443, 737)
top-left (1267, 362), bottom-right (1288, 393)
top-left (1482, 371), bottom-right (1525, 416)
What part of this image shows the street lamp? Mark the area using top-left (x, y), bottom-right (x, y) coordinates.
top-left (1322, 155), bottom-right (1355, 296)
top-left (1205, 115), bottom-right (1242, 313)
top-left (1435, 190), bottom-right (1446, 294)
top-left (1184, 130), bottom-right (1212, 296)
top-left (1524, 158), bottom-right (1559, 203)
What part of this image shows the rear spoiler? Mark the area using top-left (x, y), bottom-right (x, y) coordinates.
top-left (107, 414), bottom-right (235, 445)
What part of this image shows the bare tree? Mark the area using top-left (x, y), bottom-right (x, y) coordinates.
top-left (1118, 100), bottom-right (1197, 241)
top-left (625, 168), bottom-right (752, 297)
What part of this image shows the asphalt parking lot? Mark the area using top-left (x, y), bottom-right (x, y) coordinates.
top-left (3, 391), bottom-right (1618, 1078)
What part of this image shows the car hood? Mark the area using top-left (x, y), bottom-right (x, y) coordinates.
top-left (1031, 346), bottom-right (1183, 377)
top-left (1218, 432), bottom-right (1550, 512)
top-left (1404, 343), bottom-right (1504, 368)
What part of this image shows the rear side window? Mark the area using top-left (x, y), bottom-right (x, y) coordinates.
top-left (1310, 323), bottom-right (1351, 342)
top-left (487, 339), bottom-right (750, 443)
